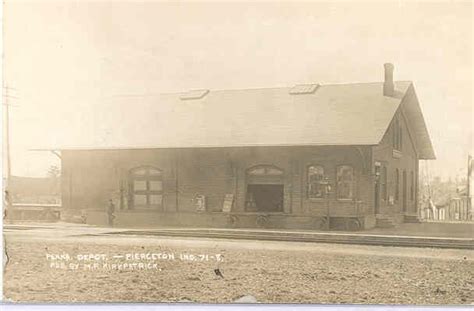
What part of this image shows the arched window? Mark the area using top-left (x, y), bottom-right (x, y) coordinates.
top-left (247, 165), bottom-right (284, 176)
top-left (246, 165), bottom-right (284, 185)
top-left (393, 120), bottom-right (398, 149)
top-left (129, 166), bottom-right (163, 209)
top-left (307, 165), bottom-right (324, 199)
top-left (399, 127), bottom-right (403, 151)
top-left (336, 165), bottom-right (354, 199)
top-left (403, 170), bottom-right (407, 211)
top-left (392, 117), bottom-right (403, 151)
top-left (395, 168), bottom-right (400, 202)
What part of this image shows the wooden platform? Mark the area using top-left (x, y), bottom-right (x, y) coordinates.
top-left (102, 227), bottom-right (474, 250)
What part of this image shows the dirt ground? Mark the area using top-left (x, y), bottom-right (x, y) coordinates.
top-left (3, 234), bottom-right (473, 305)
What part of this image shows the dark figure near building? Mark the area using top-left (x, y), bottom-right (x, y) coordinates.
top-left (106, 199), bottom-right (115, 227)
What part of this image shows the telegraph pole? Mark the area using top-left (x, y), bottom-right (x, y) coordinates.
top-left (5, 87), bottom-right (11, 185)
top-left (3, 86), bottom-right (18, 191)
top-left (468, 154), bottom-right (471, 199)
top-left (468, 154), bottom-right (472, 220)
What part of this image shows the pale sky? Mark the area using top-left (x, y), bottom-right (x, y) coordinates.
top-left (2, 0), bottom-right (473, 179)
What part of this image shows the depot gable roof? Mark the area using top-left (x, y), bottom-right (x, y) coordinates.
top-left (36, 81), bottom-right (435, 159)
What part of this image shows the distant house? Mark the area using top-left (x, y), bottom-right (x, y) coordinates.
top-left (44, 64), bottom-right (435, 230)
top-left (430, 187), bottom-right (471, 221)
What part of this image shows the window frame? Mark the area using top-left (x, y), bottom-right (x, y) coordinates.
top-left (395, 168), bottom-right (400, 203)
top-left (129, 166), bottom-right (164, 210)
top-left (247, 165), bottom-right (284, 176)
top-left (382, 166), bottom-right (388, 201)
top-left (399, 127), bottom-right (403, 151)
top-left (336, 165), bottom-right (355, 200)
top-left (392, 117), bottom-right (403, 152)
top-left (307, 165), bottom-right (325, 200)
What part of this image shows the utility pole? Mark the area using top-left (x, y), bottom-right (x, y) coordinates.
top-left (468, 154), bottom-right (471, 199)
top-left (5, 87), bottom-right (11, 185)
top-left (3, 85), bottom-right (14, 218)
top-left (3, 86), bottom-right (18, 191)
top-left (468, 154), bottom-right (472, 220)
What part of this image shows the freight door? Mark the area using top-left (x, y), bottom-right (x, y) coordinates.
top-left (245, 165), bottom-right (284, 212)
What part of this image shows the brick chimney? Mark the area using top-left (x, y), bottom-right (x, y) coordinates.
top-left (383, 63), bottom-right (394, 97)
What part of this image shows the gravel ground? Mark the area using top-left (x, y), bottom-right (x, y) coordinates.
top-left (3, 237), bottom-right (473, 304)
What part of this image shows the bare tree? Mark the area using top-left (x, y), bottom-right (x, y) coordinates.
top-left (47, 165), bottom-right (61, 196)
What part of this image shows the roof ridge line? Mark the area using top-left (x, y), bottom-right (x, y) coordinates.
top-left (158, 80), bottom-right (413, 95)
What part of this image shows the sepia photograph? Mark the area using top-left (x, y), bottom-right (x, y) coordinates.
top-left (2, 0), bottom-right (473, 306)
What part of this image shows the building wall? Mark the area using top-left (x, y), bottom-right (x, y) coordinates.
top-left (61, 145), bottom-right (374, 227)
top-left (61, 149), bottom-right (178, 212)
top-left (290, 146), bottom-right (372, 216)
top-left (372, 105), bottom-right (419, 220)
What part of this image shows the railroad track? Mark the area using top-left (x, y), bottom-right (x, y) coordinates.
top-left (105, 229), bottom-right (474, 250)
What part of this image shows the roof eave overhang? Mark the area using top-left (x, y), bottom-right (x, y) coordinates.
top-left (401, 84), bottom-right (436, 160)
top-left (30, 143), bottom-right (379, 152)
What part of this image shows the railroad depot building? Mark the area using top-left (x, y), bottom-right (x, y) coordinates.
top-left (57, 64), bottom-right (435, 230)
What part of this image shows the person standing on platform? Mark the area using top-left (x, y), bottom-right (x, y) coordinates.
top-left (106, 199), bottom-right (116, 227)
